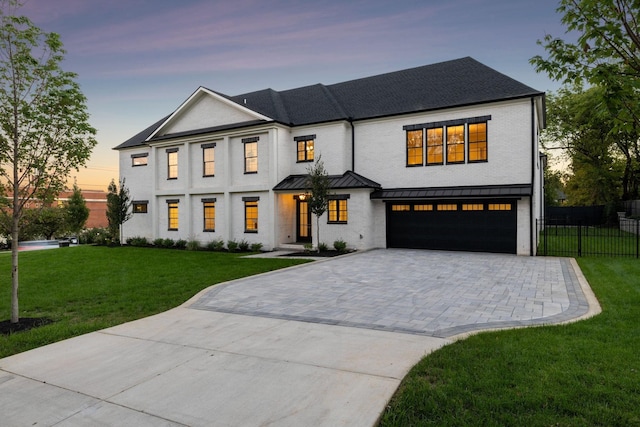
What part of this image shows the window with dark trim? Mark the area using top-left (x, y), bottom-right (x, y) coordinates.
top-left (243, 197), bottom-right (259, 232)
top-left (167, 148), bottom-right (178, 179)
top-left (426, 127), bottom-right (443, 165)
top-left (202, 143), bottom-right (216, 177)
top-left (132, 201), bottom-right (148, 213)
top-left (328, 195), bottom-right (349, 223)
top-left (131, 153), bottom-right (148, 167)
top-left (468, 122), bottom-right (488, 162)
top-left (243, 137), bottom-right (258, 173)
top-left (446, 125), bottom-right (465, 164)
top-left (202, 198), bottom-right (216, 231)
top-left (295, 135), bottom-right (315, 162)
top-left (406, 130), bottom-right (423, 166)
top-left (167, 200), bottom-right (179, 230)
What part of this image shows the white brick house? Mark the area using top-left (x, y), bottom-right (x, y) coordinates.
top-left (115, 57), bottom-right (546, 255)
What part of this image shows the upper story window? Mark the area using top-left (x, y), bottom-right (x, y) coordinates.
top-left (403, 116), bottom-right (490, 167)
top-left (202, 143), bottom-right (216, 177)
top-left (295, 135), bottom-right (315, 162)
top-left (446, 125), bottom-right (465, 164)
top-left (166, 148), bottom-right (178, 179)
top-left (132, 201), bottom-right (148, 213)
top-left (328, 195), bottom-right (349, 224)
top-left (202, 198), bottom-right (216, 231)
top-left (426, 127), bottom-right (443, 165)
top-left (406, 130), bottom-right (423, 166)
top-left (243, 197), bottom-right (259, 232)
top-left (131, 153), bottom-right (148, 167)
top-left (468, 123), bottom-right (488, 162)
top-left (167, 200), bottom-right (179, 230)
top-left (243, 137), bottom-right (259, 174)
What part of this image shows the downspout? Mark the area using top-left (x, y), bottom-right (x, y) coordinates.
top-left (530, 97), bottom-right (536, 256)
top-left (349, 117), bottom-right (355, 172)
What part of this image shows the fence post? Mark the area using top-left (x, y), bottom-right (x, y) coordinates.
top-left (577, 221), bottom-right (582, 257)
top-left (636, 218), bottom-right (639, 259)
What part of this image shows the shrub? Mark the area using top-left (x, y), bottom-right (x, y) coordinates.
top-left (250, 242), bottom-right (263, 252)
top-left (206, 239), bottom-right (225, 251)
top-left (175, 239), bottom-right (188, 249)
top-left (153, 238), bottom-right (164, 247)
top-left (127, 236), bottom-right (149, 247)
top-left (303, 243), bottom-right (313, 252)
top-left (227, 239), bottom-right (238, 252)
top-left (318, 242), bottom-right (329, 252)
top-left (333, 239), bottom-right (347, 253)
top-left (238, 239), bottom-right (250, 252)
top-left (80, 227), bottom-right (108, 244)
top-left (186, 239), bottom-right (201, 251)
top-left (162, 238), bottom-right (175, 248)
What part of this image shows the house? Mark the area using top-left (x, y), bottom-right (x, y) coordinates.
top-left (114, 57), bottom-right (546, 255)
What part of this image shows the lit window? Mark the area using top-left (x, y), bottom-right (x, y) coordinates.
top-left (489, 203), bottom-right (512, 211)
top-left (131, 154), bottom-right (148, 167)
top-left (167, 201), bottom-right (179, 230)
top-left (392, 204), bottom-right (411, 211)
top-left (297, 138), bottom-right (314, 162)
top-left (244, 199), bottom-right (258, 232)
top-left (446, 125), bottom-right (465, 163)
top-left (463, 204), bottom-right (484, 211)
top-left (244, 140), bottom-right (258, 173)
top-left (469, 123), bottom-right (487, 162)
top-left (414, 204), bottom-right (433, 211)
top-left (133, 201), bottom-right (148, 213)
top-left (328, 198), bottom-right (348, 223)
top-left (406, 130), bottom-right (423, 166)
top-left (202, 143), bottom-right (215, 177)
top-left (437, 204), bottom-right (458, 211)
top-left (167, 149), bottom-right (178, 179)
top-left (426, 128), bottom-right (443, 165)
top-left (203, 199), bottom-right (215, 231)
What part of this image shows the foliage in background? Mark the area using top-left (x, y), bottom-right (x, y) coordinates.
top-left (0, 2), bottom-right (97, 323)
top-left (106, 178), bottom-right (132, 243)
top-left (64, 184), bottom-right (89, 236)
top-left (305, 155), bottom-right (331, 252)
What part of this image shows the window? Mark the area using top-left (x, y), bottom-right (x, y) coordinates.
top-left (406, 130), bottom-right (423, 166)
top-left (468, 123), bottom-right (488, 162)
top-left (295, 135), bottom-right (315, 162)
top-left (202, 143), bottom-right (216, 177)
top-left (167, 200), bottom-right (179, 230)
top-left (133, 201), bottom-right (148, 213)
top-left (167, 148), bottom-right (178, 179)
top-left (131, 153), bottom-right (148, 167)
top-left (446, 125), bottom-right (465, 163)
top-left (392, 204), bottom-right (411, 211)
top-left (328, 196), bottom-right (349, 223)
top-left (437, 204), bottom-right (458, 211)
top-left (243, 197), bottom-right (259, 232)
top-left (243, 137), bottom-right (258, 173)
top-left (426, 127), bottom-right (443, 165)
top-left (489, 203), bottom-right (512, 211)
top-left (463, 204), bottom-right (484, 211)
top-left (203, 198), bottom-right (216, 231)
top-left (414, 204), bottom-right (433, 211)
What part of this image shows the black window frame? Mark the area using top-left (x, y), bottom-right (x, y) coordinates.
top-left (327, 194), bottom-right (350, 224)
top-left (166, 148), bottom-right (179, 180)
top-left (131, 153), bottom-right (148, 167)
top-left (243, 137), bottom-right (259, 174)
top-left (167, 199), bottom-right (179, 230)
top-left (202, 197), bottom-right (216, 231)
top-left (202, 143), bottom-right (216, 177)
top-left (243, 196), bottom-right (259, 233)
top-left (132, 200), bottom-right (148, 214)
top-left (295, 135), bottom-right (315, 163)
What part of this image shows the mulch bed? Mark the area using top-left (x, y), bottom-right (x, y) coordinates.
top-left (281, 250), bottom-right (352, 257)
top-left (0, 317), bottom-right (53, 336)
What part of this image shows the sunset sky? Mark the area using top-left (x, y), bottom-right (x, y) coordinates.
top-left (20, 0), bottom-right (569, 191)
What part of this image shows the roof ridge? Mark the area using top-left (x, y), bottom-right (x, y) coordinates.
top-left (268, 88), bottom-right (291, 124)
top-left (319, 84), bottom-right (351, 119)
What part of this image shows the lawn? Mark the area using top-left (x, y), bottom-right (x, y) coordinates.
top-left (0, 245), bottom-right (308, 358)
top-left (538, 224), bottom-right (640, 257)
top-left (380, 257), bottom-right (640, 426)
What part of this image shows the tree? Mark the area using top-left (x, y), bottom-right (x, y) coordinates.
top-left (21, 206), bottom-right (65, 240)
top-left (531, 0), bottom-right (640, 132)
top-left (106, 178), bottom-right (132, 244)
top-left (65, 183), bottom-right (89, 237)
top-left (0, 3), bottom-right (97, 323)
top-left (305, 155), bottom-right (330, 252)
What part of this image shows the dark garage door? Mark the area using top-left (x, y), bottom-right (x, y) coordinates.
top-left (386, 200), bottom-right (517, 254)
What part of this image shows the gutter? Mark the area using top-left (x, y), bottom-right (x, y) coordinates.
top-left (349, 117), bottom-right (355, 172)
top-left (530, 97), bottom-right (536, 256)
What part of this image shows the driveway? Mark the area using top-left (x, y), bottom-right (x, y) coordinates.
top-left (0, 250), bottom-right (598, 426)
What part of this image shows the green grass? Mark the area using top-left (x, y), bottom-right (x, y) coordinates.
top-left (0, 246), bottom-right (308, 358)
top-left (380, 257), bottom-right (640, 426)
top-left (538, 225), bottom-right (640, 257)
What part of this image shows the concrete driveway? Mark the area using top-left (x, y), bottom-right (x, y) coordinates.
top-left (0, 249), bottom-right (599, 426)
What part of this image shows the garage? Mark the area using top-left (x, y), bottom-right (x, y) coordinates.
top-left (385, 199), bottom-right (517, 254)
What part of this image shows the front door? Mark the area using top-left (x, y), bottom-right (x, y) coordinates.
top-left (297, 199), bottom-right (312, 243)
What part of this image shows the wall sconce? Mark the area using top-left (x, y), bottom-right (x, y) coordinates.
top-left (298, 193), bottom-right (307, 201)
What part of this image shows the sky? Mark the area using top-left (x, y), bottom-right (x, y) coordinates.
top-left (19, 0), bottom-right (570, 191)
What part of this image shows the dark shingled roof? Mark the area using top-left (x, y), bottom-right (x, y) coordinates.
top-left (115, 57), bottom-right (543, 150)
top-left (370, 184), bottom-right (532, 200)
top-left (273, 171), bottom-right (381, 191)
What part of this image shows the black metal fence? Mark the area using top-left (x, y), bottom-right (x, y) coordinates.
top-left (537, 219), bottom-right (640, 258)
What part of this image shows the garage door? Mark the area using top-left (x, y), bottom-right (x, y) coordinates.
top-left (386, 200), bottom-right (517, 254)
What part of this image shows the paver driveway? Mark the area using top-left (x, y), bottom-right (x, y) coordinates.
top-left (192, 249), bottom-right (593, 338)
